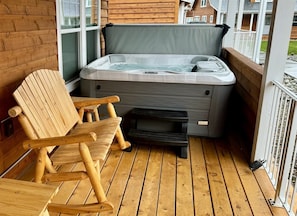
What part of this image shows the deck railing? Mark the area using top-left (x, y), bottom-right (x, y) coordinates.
top-left (264, 80), bottom-right (297, 215)
top-left (233, 30), bottom-right (256, 59)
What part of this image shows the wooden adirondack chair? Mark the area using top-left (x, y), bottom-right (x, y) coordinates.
top-left (8, 69), bottom-right (131, 214)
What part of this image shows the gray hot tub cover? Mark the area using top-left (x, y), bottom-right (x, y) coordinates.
top-left (103, 24), bottom-right (229, 56)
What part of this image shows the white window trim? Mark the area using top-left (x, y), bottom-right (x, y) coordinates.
top-left (194, 16), bottom-right (200, 22)
top-left (202, 15), bottom-right (207, 22)
top-left (210, 15), bottom-right (213, 23)
top-left (200, 0), bottom-right (207, 8)
top-left (86, 0), bottom-right (92, 7)
top-left (56, 0), bottom-right (101, 92)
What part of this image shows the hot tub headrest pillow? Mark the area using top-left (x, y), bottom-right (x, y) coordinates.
top-left (103, 24), bottom-right (229, 56)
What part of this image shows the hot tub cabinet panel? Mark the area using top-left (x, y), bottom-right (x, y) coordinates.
top-left (80, 79), bottom-right (233, 137)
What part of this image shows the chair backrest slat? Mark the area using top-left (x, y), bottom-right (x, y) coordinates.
top-left (13, 69), bottom-right (79, 138)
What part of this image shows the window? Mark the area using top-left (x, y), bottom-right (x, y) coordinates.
top-left (186, 17), bottom-right (194, 24)
top-left (200, 0), bottom-right (207, 7)
top-left (265, 14), bottom-right (272, 25)
top-left (210, 15), bottom-right (213, 23)
top-left (86, 0), bottom-right (92, 7)
top-left (202, 15), bottom-right (207, 23)
top-left (194, 16), bottom-right (200, 22)
top-left (57, 0), bottom-right (100, 91)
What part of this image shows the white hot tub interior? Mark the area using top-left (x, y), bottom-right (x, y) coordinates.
top-left (81, 54), bottom-right (235, 85)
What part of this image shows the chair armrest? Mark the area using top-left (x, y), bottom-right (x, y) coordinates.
top-left (72, 96), bottom-right (120, 109)
top-left (23, 132), bottom-right (97, 149)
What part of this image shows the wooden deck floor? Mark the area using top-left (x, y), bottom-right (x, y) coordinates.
top-left (15, 134), bottom-right (288, 216)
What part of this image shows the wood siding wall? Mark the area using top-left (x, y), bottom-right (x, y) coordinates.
top-left (221, 48), bottom-right (263, 153)
top-left (108, 0), bottom-right (179, 24)
top-left (101, 0), bottom-right (108, 56)
top-left (291, 26), bottom-right (297, 40)
top-left (0, 0), bottom-right (58, 175)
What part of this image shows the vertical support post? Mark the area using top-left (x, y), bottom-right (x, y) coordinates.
top-left (251, 0), bottom-right (295, 162)
top-left (216, 0), bottom-right (222, 24)
top-left (237, 0), bottom-right (245, 30)
top-left (80, 0), bottom-right (87, 68)
top-left (178, 2), bottom-right (186, 24)
top-left (97, 0), bottom-right (101, 59)
top-left (252, 0), bottom-right (267, 64)
top-left (223, 0), bottom-right (237, 47)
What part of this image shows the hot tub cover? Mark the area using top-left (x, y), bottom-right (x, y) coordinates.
top-left (103, 24), bottom-right (229, 56)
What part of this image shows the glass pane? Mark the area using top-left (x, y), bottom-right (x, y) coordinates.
top-left (87, 30), bottom-right (98, 64)
top-left (62, 33), bottom-right (79, 81)
top-left (60, 0), bottom-right (80, 29)
top-left (86, 0), bottom-right (98, 26)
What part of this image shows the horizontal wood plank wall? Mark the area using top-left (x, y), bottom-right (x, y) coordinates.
top-left (0, 0), bottom-right (58, 175)
top-left (221, 47), bottom-right (263, 153)
top-left (101, 0), bottom-right (108, 56)
top-left (108, 0), bottom-right (179, 24)
top-left (291, 26), bottom-right (297, 40)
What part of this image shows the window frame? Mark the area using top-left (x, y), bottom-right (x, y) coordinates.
top-left (209, 15), bottom-right (213, 23)
top-left (200, 0), bottom-right (207, 8)
top-left (56, 0), bottom-right (101, 92)
top-left (202, 15), bottom-right (207, 23)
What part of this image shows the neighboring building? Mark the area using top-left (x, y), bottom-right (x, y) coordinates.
top-left (186, 0), bottom-right (215, 24)
top-left (186, 0), bottom-right (297, 39)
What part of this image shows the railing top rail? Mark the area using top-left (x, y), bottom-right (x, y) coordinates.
top-left (234, 29), bottom-right (256, 33)
top-left (272, 80), bottom-right (297, 101)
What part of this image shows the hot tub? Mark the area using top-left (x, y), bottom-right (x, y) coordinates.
top-left (80, 53), bottom-right (235, 137)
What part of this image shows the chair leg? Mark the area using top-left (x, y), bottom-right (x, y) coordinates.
top-left (93, 108), bottom-right (100, 121)
top-left (79, 143), bottom-right (112, 206)
top-left (86, 112), bottom-right (93, 122)
top-left (45, 155), bottom-right (57, 174)
top-left (35, 148), bottom-right (47, 183)
top-left (115, 127), bottom-right (132, 151)
top-left (107, 103), bottom-right (132, 151)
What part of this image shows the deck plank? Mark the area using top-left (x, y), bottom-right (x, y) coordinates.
top-left (254, 169), bottom-right (289, 216)
top-left (100, 145), bottom-right (138, 216)
top-left (157, 148), bottom-right (176, 215)
top-left (203, 138), bottom-right (234, 216)
top-left (176, 148), bottom-right (195, 216)
top-left (118, 145), bottom-right (150, 216)
top-left (190, 137), bottom-right (213, 216)
top-left (138, 146), bottom-right (163, 216)
top-left (215, 139), bottom-right (254, 216)
top-left (228, 133), bottom-right (274, 216)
